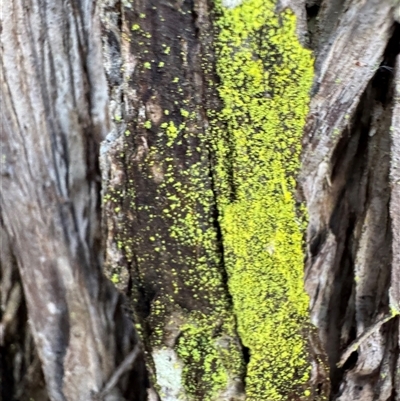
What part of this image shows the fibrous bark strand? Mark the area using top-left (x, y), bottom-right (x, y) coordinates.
top-left (1, 1), bottom-right (147, 400)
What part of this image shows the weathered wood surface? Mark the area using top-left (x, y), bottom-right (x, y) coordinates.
top-left (301, 1), bottom-right (400, 400)
top-left (390, 54), bottom-right (400, 400)
top-left (1, 1), bottom-right (147, 400)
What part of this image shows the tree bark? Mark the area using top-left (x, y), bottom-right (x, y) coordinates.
top-left (1, 1), bottom-right (147, 400)
top-left (301, 1), bottom-right (400, 400)
top-left (1, 1), bottom-right (400, 401)
top-left (0, 222), bottom-right (48, 400)
top-left (100, 1), bottom-right (247, 399)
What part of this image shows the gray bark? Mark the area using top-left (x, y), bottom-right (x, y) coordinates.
top-left (1, 1), bottom-right (147, 400)
top-left (301, 1), bottom-right (400, 400)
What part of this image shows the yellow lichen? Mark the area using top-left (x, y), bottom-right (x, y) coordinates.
top-left (176, 312), bottom-right (243, 399)
top-left (211, 0), bottom-right (314, 399)
top-left (128, 106), bottom-right (245, 398)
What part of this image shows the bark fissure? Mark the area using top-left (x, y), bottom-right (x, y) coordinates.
top-left (302, 5), bottom-right (400, 397)
top-left (0, 220), bottom-right (49, 401)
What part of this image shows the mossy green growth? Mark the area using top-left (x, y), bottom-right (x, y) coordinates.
top-left (211, 1), bottom-right (314, 399)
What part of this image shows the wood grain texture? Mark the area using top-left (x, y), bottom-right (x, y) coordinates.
top-left (0, 1), bottom-right (146, 400)
top-left (390, 55), bottom-right (400, 401)
top-left (300, 1), bottom-right (400, 399)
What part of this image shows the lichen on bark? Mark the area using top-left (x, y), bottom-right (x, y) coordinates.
top-left (102, 0), bottom-right (316, 399)
top-left (101, 1), bottom-right (246, 399)
top-left (210, 1), bottom-right (314, 399)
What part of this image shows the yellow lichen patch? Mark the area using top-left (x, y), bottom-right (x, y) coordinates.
top-left (211, 0), bottom-right (314, 399)
top-left (165, 121), bottom-right (179, 147)
top-left (176, 312), bottom-right (244, 399)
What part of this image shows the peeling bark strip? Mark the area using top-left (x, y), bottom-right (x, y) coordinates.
top-left (301, 1), bottom-right (400, 400)
top-left (0, 1), bottom-right (146, 400)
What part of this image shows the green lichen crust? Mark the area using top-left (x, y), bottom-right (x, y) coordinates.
top-left (212, 1), bottom-right (314, 399)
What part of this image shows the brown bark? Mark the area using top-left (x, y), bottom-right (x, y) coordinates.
top-left (100, 1), bottom-right (245, 399)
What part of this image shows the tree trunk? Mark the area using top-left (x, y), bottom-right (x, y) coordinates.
top-left (1, 1), bottom-right (400, 401)
top-left (1, 1), bottom-right (147, 400)
top-left (301, 1), bottom-right (400, 399)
